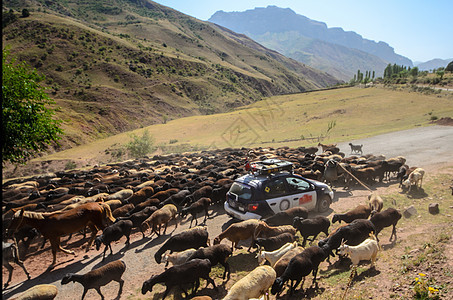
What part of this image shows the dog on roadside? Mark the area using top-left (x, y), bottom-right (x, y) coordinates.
top-left (349, 143), bottom-right (363, 155)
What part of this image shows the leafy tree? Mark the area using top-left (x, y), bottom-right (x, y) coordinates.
top-left (125, 129), bottom-right (155, 158)
top-left (446, 61), bottom-right (453, 72)
top-left (2, 49), bottom-right (63, 165)
top-left (409, 66), bottom-right (419, 77)
top-left (436, 69), bottom-right (445, 80)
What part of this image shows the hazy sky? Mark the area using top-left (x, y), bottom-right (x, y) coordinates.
top-left (153, 0), bottom-right (452, 63)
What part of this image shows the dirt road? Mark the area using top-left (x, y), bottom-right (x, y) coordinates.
top-left (3, 125), bottom-right (453, 299)
top-left (337, 125), bottom-right (453, 170)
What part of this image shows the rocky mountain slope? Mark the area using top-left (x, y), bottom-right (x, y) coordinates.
top-left (2, 0), bottom-right (338, 150)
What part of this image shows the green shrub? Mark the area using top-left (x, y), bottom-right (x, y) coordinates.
top-left (65, 161), bottom-right (76, 170)
top-left (125, 130), bottom-right (155, 158)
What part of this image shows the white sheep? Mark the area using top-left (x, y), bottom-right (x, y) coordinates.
top-left (338, 234), bottom-right (379, 277)
top-left (11, 284), bottom-right (58, 300)
top-left (161, 248), bottom-right (197, 268)
top-left (223, 265), bottom-right (276, 300)
top-left (402, 167), bottom-right (425, 191)
top-left (256, 241), bottom-right (297, 267)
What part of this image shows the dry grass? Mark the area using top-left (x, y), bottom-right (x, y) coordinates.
top-left (27, 86), bottom-right (453, 166)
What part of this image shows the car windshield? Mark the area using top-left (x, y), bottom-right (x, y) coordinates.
top-left (229, 182), bottom-right (252, 200)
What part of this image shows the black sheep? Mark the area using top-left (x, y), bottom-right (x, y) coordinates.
top-left (292, 216), bottom-right (330, 247)
top-left (94, 220), bottom-right (133, 261)
top-left (254, 232), bottom-right (296, 252)
top-left (142, 258), bottom-right (216, 299)
top-left (318, 219), bottom-right (376, 259)
top-left (271, 246), bottom-right (328, 295)
top-left (369, 207), bottom-right (402, 242)
top-left (187, 244), bottom-right (232, 279)
top-left (263, 207), bottom-right (309, 226)
top-left (116, 206), bottom-right (157, 238)
top-left (155, 226), bottom-right (209, 264)
top-left (180, 197), bottom-right (211, 228)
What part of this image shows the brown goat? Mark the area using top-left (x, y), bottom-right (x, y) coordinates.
top-left (213, 219), bottom-right (260, 252)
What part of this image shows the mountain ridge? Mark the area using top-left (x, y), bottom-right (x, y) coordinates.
top-left (209, 5), bottom-right (413, 80)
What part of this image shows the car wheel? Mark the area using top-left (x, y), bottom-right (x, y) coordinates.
top-left (317, 195), bottom-right (331, 213)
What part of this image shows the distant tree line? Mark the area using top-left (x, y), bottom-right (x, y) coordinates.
top-left (350, 69), bottom-right (375, 85)
top-left (383, 64), bottom-right (420, 79)
top-left (350, 60), bottom-right (452, 86)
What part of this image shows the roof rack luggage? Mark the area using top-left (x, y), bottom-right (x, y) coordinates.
top-left (248, 159), bottom-right (294, 175)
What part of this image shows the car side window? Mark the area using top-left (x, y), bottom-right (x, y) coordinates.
top-left (285, 177), bottom-right (311, 193)
top-left (264, 178), bottom-right (287, 197)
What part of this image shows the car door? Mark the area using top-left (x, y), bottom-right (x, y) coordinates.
top-left (262, 177), bottom-right (291, 214)
top-left (284, 176), bottom-right (317, 211)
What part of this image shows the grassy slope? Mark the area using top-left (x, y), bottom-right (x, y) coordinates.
top-left (2, 0), bottom-right (338, 149)
top-left (26, 86), bottom-right (453, 164)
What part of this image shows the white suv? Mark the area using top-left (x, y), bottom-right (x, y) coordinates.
top-left (224, 160), bottom-right (334, 220)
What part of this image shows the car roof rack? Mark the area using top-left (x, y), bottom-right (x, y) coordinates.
top-left (249, 159), bottom-right (294, 176)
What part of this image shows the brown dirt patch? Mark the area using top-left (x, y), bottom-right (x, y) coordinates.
top-left (434, 117), bottom-right (453, 126)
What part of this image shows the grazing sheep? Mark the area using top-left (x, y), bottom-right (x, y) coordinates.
top-left (402, 167), bottom-right (425, 191)
top-left (187, 244), bottom-right (233, 279)
top-left (11, 284), bottom-right (58, 300)
top-left (61, 259), bottom-right (126, 300)
top-left (3, 241), bottom-right (31, 288)
top-left (318, 219), bottom-right (376, 260)
top-left (368, 192), bottom-right (384, 214)
top-left (142, 258), bottom-right (216, 299)
top-left (155, 226), bottom-right (209, 264)
top-left (141, 204), bottom-right (178, 236)
top-left (318, 143), bottom-right (337, 152)
top-left (116, 206), bottom-right (157, 238)
top-left (262, 207), bottom-right (309, 226)
top-left (253, 222), bottom-right (296, 240)
top-left (103, 200), bottom-right (123, 212)
top-left (162, 248), bottom-right (197, 268)
top-left (397, 165), bottom-right (416, 187)
top-left (181, 197), bottom-right (211, 228)
top-left (256, 241), bottom-right (297, 267)
top-left (112, 203), bottom-right (134, 218)
top-left (292, 216), bottom-right (330, 247)
top-left (94, 220), bottom-right (133, 261)
top-left (127, 186), bottom-right (154, 206)
top-left (105, 189), bottom-right (133, 202)
top-left (369, 208), bottom-right (402, 242)
top-left (254, 233), bottom-right (296, 252)
top-left (223, 265), bottom-right (276, 300)
top-left (126, 198), bottom-right (160, 216)
top-left (213, 219), bottom-right (260, 252)
top-left (323, 159), bottom-right (339, 187)
top-left (271, 246), bottom-right (328, 295)
top-left (331, 204), bottom-right (371, 224)
top-left (273, 246), bottom-right (305, 277)
top-left (338, 234), bottom-right (379, 277)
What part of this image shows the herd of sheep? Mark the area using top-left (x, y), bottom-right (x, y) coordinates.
top-left (2, 144), bottom-right (424, 299)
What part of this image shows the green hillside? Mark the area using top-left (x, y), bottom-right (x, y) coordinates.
top-left (2, 0), bottom-right (338, 150)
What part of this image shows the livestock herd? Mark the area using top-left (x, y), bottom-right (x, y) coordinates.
top-left (2, 144), bottom-right (424, 299)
